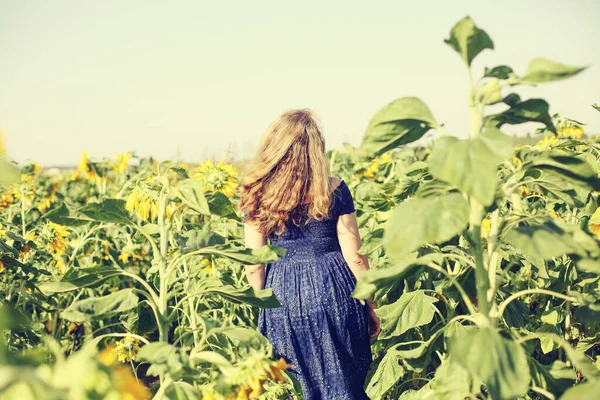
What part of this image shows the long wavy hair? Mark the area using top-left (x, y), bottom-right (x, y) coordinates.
top-left (239, 109), bottom-right (332, 236)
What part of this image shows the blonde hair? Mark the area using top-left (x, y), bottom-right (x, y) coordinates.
top-left (239, 109), bottom-right (332, 236)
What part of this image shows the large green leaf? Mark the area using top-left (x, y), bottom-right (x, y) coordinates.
top-left (0, 157), bottom-right (19, 186)
top-left (79, 199), bottom-right (133, 225)
top-left (359, 97), bottom-right (438, 157)
top-left (431, 355), bottom-right (482, 400)
top-left (366, 349), bottom-right (405, 400)
top-left (485, 99), bottom-right (555, 132)
top-left (203, 284), bottom-right (282, 308)
top-left (173, 179), bottom-right (210, 215)
top-left (504, 221), bottom-right (585, 260)
top-left (61, 289), bottom-right (139, 322)
top-left (352, 254), bottom-right (442, 299)
top-left (205, 191), bottom-right (238, 220)
top-left (428, 128), bottom-right (513, 206)
top-left (530, 359), bottom-right (576, 397)
top-left (43, 203), bottom-right (90, 227)
top-left (561, 380), bottom-right (600, 400)
top-left (39, 265), bottom-right (125, 295)
top-left (376, 290), bottom-right (438, 339)
top-left (165, 383), bottom-right (201, 400)
top-left (521, 155), bottom-right (600, 191)
top-left (444, 16), bottom-right (494, 66)
top-left (519, 58), bottom-right (586, 85)
top-left (483, 65), bottom-right (514, 80)
top-left (383, 194), bottom-right (469, 260)
top-left (450, 328), bottom-right (530, 400)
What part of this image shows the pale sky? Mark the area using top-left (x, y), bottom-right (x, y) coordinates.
top-left (1, 0), bottom-right (599, 166)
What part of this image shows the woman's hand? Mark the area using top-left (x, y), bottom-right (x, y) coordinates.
top-left (366, 305), bottom-right (381, 341)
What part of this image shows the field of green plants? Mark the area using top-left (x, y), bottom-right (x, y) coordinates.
top-left (2, 16), bottom-right (600, 400)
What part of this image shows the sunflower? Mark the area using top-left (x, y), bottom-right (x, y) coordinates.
top-left (113, 334), bottom-right (141, 363)
top-left (0, 224), bottom-right (5, 238)
top-left (558, 126), bottom-right (584, 139)
top-left (0, 261), bottom-right (4, 273)
top-left (125, 180), bottom-right (161, 222)
top-left (113, 152), bottom-right (132, 174)
top-left (589, 208), bottom-right (600, 239)
top-left (535, 136), bottom-right (559, 151)
top-left (0, 192), bottom-right (13, 208)
top-left (201, 258), bottom-right (214, 275)
top-left (191, 159), bottom-right (239, 198)
top-left (45, 222), bottom-right (71, 255)
top-left (13, 174), bottom-right (36, 201)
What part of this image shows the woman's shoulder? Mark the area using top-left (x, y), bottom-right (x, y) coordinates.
top-left (329, 176), bottom-right (344, 192)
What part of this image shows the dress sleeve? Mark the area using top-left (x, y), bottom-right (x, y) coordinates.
top-left (336, 180), bottom-right (356, 216)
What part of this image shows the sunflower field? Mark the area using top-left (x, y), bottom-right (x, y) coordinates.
top-left (1, 16), bottom-right (600, 400)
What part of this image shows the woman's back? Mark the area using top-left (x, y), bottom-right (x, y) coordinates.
top-left (266, 179), bottom-right (356, 264)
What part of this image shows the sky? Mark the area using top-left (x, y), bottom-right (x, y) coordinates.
top-left (1, 0), bottom-right (599, 167)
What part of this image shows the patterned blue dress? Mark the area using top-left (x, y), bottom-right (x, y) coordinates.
top-left (257, 180), bottom-right (373, 399)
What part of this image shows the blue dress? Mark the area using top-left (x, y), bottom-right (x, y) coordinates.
top-left (257, 180), bottom-right (373, 399)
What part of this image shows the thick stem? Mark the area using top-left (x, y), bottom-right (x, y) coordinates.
top-left (469, 200), bottom-right (490, 317)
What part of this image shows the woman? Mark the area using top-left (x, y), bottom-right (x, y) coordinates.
top-left (239, 109), bottom-right (380, 399)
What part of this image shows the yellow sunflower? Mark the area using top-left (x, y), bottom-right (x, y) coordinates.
top-left (191, 159), bottom-right (239, 198)
top-left (558, 126), bottom-right (584, 139)
top-left (589, 208), bottom-right (600, 239)
top-left (125, 182), bottom-right (160, 222)
top-left (45, 222), bottom-right (70, 255)
top-left (113, 152), bottom-right (132, 174)
top-left (535, 136), bottom-right (559, 151)
top-left (113, 334), bottom-right (141, 363)
top-left (0, 192), bottom-right (13, 209)
top-left (13, 174), bottom-right (36, 201)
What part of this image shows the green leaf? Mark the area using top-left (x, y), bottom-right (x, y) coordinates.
top-left (79, 199), bottom-right (133, 225)
top-left (530, 359), bottom-right (576, 396)
top-left (165, 383), bottom-right (201, 400)
top-left (38, 265), bottom-right (126, 295)
top-left (444, 16), bottom-right (494, 66)
top-left (428, 128), bottom-right (513, 206)
top-left (366, 349), bottom-right (405, 399)
top-left (353, 254), bottom-right (442, 299)
top-left (61, 289), bottom-right (139, 322)
top-left (189, 351), bottom-right (233, 371)
top-left (593, 103), bottom-right (600, 112)
top-left (519, 58), bottom-right (586, 85)
top-left (0, 157), bottom-right (20, 186)
top-left (485, 98), bottom-right (556, 133)
top-left (504, 221), bottom-right (585, 260)
top-left (450, 328), bottom-right (530, 400)
top-left (431, 355), bottom-right (482, 400)
top-left (204, 284), bottom-right (282, 308)
top-left (43, 203), bottom-right (89, 227)
top-left (483, 65), bottom-right (514, 79)
top-left (205, 191), bottom-right (239, 220)
top-left (522, 155), bottom-right (600, 191)
top-left (476, 79), bottom-right (503, 105)
top-left (376, 290), bottom-right (438, 339)
top-left (383, 194), bottom-right (469, 260)
top-left (359, 97), bottom-right (438, 157)
top-left (176, 229), bottom-right (226, 252)
top-left (173, 179), bottom-right (210, 216)
top-left (561, 380), bottom-right (600, 400)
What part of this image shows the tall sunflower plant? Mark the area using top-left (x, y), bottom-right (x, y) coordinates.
top-left (353, 16), bottom-right (600, 400)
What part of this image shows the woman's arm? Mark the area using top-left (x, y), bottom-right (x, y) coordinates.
top-left (243, 222), bottom-right (267, 291)
top-left (337, 212), bottom-right (378, 309)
